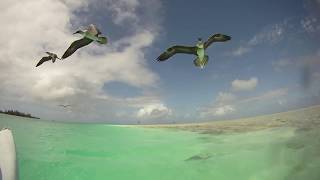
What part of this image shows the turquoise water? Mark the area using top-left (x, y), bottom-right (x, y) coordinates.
top-left (1, 114), bottom-right (320, 180)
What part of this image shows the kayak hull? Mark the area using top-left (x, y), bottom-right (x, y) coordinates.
top-left (0, 129), bottom-right (17, 180)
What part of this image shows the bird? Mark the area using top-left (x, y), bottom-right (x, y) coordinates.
top-left (36, 52), bottom-right (60, 67)
top-left (58, 104), bottom-right (71, 108)
top-left (61, 24), bottom-right (108, 59)
top-left (156, 33), bottom-right (231, 69)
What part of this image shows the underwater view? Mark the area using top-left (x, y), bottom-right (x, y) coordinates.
top-left (1, 106), bottom-right (320, 180)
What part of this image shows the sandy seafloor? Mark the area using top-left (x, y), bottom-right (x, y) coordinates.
top-left (0, 106), bottom-right (320, 180)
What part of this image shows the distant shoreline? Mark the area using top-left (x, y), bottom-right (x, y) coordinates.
top-left (139, 105), bottom-right (320, 135)
top-left (0, 110), bottom-right (40, 119)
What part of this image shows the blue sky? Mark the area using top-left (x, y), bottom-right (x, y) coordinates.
top-left (134, 0), bottom-right (320, 121)
top-left (0, 0), bottom-right (319, 123)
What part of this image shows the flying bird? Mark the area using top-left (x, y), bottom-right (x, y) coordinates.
top-left (58, 104), bottom-right (71, 108)
top-left (156, 33), bottom-right (231, 68)
top-left (61, 24), bottom-right (108, 59)
top-left (36, 52), bottom-right (60, 67)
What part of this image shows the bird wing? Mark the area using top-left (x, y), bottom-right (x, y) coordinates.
top-left (96, 36), bottom-right (107, 44)
top-left (204, 34), bottom-right (231, 49)
top-left (156, 45), bottom-right (197, 61)
top-left (36, 56), bottom-right (52, 67)
top-left (58, 105), bottom-right (70, 108)
top-left (62, 38), bottom-right (93, 59)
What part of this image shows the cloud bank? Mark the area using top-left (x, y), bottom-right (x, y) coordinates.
top-left (199, 75), bottom-right (290, 119)
top-left (137, 103), bottom-right (172, 119)
top-left (0, 0), bottom-right (168, 122)
top-left (231, 77), bottom-right (258, 92)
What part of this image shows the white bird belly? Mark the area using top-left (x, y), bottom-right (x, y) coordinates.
top-left (197, 48), bottom-right (205, 60)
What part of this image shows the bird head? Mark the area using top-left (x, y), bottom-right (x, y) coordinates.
top-left (88, 24), bottom-right (96, 29)
top-left (196, 38), bottom-right (204, 48)
top-left (45, 52), bottom-right (55, 57)
top-left (73, 30), bottom-right (84, 35)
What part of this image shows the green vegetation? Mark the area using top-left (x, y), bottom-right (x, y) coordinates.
top-left (0, 109), bottom-right (39, 119)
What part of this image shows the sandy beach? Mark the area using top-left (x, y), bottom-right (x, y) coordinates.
top-left (141, 105), bottom-right (320, 134)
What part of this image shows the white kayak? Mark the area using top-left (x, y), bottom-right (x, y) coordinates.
top-left (0, 129), bottom-right (17, 180)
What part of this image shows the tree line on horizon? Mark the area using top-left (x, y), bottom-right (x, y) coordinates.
top-left (0, 109), bottom-right (39, 119)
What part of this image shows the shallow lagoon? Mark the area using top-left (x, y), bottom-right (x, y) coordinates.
top-left (0, 109), bottom-right (319, 180)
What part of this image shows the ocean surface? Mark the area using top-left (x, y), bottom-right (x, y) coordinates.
top-left (0, 113), bottom-right (320, 180)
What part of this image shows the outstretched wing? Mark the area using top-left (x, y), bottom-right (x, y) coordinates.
top-left (204, 34), bottom-right (231, 49)
top-left (62, 38), bottom-right (93, 59)
top-left (156, 45), bottom-right (197, 61)
top-left (96, 36), bottom-right (107, 44)
top-left (36, 56), bottom-right (51, 67)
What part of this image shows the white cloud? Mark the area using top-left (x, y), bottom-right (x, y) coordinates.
top-left (231, 77), bottom-right (258, 92)
top-left (248, 23), bottom-right (285, 46)
top-left (272, 59), bottom-right (293, 72)
top-left (199, 104), bottom-right (235, 118)
top-left (230, 22), bottom-right (287, 57)
top-left (211, 105), bottom-right (235, 116)
top-left (200, 88), bottom-right (288, 118)
top-left (277, 99), bottom-right (287, 105)
top-left (137, 103), bottom-right (172, 119)
top-left (230, 16), bottom-right (319, 57)
top-left (104, 0), bottom-right (140, 25)
top-left (231, 46), bottom-right (251, 57)
top-left (0, 0), bottom-right (165, 122)
top-left (271, 49), bottom-right (320, 74)
top-left (215, 92), bottom-right (237, 105)
top-left (301, 16), bottom-right (320, 33)
top-left (238, 88), bottom-right (288, 104)
top-left (199, 78), bottom-right (258, 118)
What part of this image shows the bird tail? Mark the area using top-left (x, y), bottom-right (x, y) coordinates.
top-left (204, 55), bottom-right (209, 64)
top-left (97, 36), bottom-right (107, 44)
top-left (193, 55), bottom-right (209, 68)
